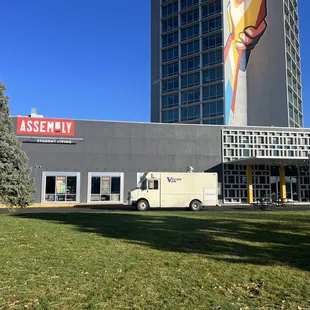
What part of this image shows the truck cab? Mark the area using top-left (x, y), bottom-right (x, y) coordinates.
top-left (128, 173), bottom-right (160, 211)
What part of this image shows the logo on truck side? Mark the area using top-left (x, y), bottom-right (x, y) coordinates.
top-left (167, 177), bottom-right (181, 183)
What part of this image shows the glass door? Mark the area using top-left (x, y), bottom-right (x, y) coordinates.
top-left (270, 176), bottom-right (298, 201)
top-left (286, 177), bottom-right (298, 201)
top-left (270, 176), bottom-right (279, 202)
top-left (90, 176), bottom-right (121, 202)
top-left (87, 172), bottom-right (124, 203)
top-left (292, 177), bottom-right (298, 201)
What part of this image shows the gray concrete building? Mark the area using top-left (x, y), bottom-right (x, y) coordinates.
top-left (13, 115), bottom-right (310, 205)
top-left (13, 117), bottom-right (222, 204)
top-left (151, 0), bottom-right (303, 127)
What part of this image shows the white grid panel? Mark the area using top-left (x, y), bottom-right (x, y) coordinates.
top-left (221, 129), bottom-right (310, 203)
top-left (222, 129), bottom-right (310, 163)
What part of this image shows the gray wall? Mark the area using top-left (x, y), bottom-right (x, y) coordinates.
top-left (247, 0), bottom-right (289, 127)
top-left (13, 118), bottom-right (223, 203)
top-left (151, 0), bottom-right (161, 122)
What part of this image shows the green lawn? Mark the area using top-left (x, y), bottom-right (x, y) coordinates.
top-left (0, 211), bottom-right (310, 310)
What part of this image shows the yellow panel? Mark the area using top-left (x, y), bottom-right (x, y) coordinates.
top-left (280, 166), bottom-right (287, 201)
top-left (247, 165), bottom-right (253, 204)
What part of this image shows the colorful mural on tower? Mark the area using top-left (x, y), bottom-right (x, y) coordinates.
top-left (224, 0), bottom-right (267, 125)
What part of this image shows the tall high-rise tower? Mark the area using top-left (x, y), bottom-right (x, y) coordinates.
top-left (151, 0), bottom-right (303, 127)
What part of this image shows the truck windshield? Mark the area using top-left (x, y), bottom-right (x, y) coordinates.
top-left (137, 173), bottom-right (148, 188)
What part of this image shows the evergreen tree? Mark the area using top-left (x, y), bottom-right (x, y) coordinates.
top-left (0, 81), bottom-right (34, 208)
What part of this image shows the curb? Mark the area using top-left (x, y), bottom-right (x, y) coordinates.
top-left (0, 203), bottom-right (125, 209)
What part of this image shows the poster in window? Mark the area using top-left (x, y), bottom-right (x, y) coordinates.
top-left (66, 177), bottom-right (77, 194)
top-left (111, 194), bottom-right (120, 202)
top-left (91, 195), bottom-right (100, 202)
top-left (101, 177), bottom-right (111, 195)
top-left (56, 176), bottom-right (66, 194)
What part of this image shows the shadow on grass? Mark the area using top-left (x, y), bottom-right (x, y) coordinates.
top-left (13, 212), bottom-right (310, 271)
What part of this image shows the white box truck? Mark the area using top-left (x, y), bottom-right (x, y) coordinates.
top-left (128, 172), bottom-right (219, 211)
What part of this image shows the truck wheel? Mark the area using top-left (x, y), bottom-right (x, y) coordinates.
top-left (136, 199), bottom-right (149, 211)
top-left (190, 200), bottom-right (201, 211)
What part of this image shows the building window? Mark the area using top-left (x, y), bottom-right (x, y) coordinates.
top-left (287, 137), bottom-right (293, 145)
top-left (181, 56), bottom-right (200, 73)
top-left (202, 33), bottom-right (223, 50)
top-left (88, 173), bottom-right (123, 203)
top-left (162, 109), bottom-right (179, 123)
top-left (242, 136), bottom-right (249, 143)
top-left (202, 16), bottom-right (222, 34)
top-left (181, 0), bottom-right (199, 10)
top-left (273, 137), bottom-right (279, 145)
top-left (181, 24), bottom-right (200, 41)
top-left (258, 137), bottom-right (264, 144)
top-left (181, 105), bottom-right (200, 121)
top-left (297, 86), bottom-right (301, 97)
top-left (299, 114), bottom-right (303, 126)
top-left (162, 16), bottom-right (178, 33)
top-left (162, 2), bottom-right (178, 18)
top-left (43, 172), bottom-right (80, 203)
top-left (243, 149), bottom-right (250, 157)
top-left (181, 8), bottom-right (199, 26)
top-left (162, 46), bottom-right (179, 62)
top-left (181, 88), bottom-right (200, 105)
top-left (162, 78), bottom-right (179, 93)
top-left (289, 105), bottom-right (294, 119)
top-left (203, 84), bottom-right (223, 100)
top-left (201, 0), bottom-right (222, 18)
top-left (162, 93), bottom-right (179, 109)
top-left (162, 62), bottom-right (179, 78)
top-left (202, 50), bottom-right (223, 67)
top-left (203, 117), bottom-right (224, 125)
top-left (202, 66), bottom-right (223, 84)
top-left (288, 89), bottom-right (293, 102)
top-left (203, 101), bottom-right (223, 118)
top-left (181, 72), bottom-right (200, 89)
top-left (181, 40), bottom-right (200, 57)
top-left (287, 73), bottom-right (292, 87)
top-left (162, 31), bottom-right (178, 48)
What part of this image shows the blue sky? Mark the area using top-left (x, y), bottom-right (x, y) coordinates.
top-left (1, 0), bottom-right (309, 126)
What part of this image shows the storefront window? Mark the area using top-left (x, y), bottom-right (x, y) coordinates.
top-left (45, 176), bottom-right (56, 195)
top-left (89, 173), bottom-right (123, 202)
top-left (44, 174), bottom-right (79, 202)
top-left (91, 177), bottom-right (101, 195)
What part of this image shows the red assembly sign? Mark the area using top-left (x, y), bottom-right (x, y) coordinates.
top-left (17, 118), bottom-right (75, 136)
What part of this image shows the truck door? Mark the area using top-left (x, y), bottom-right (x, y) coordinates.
top-left (147, 179), bottom-right (160, 208)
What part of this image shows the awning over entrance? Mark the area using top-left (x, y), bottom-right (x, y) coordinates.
top-left (228, 156), bottom-right (310, 167)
